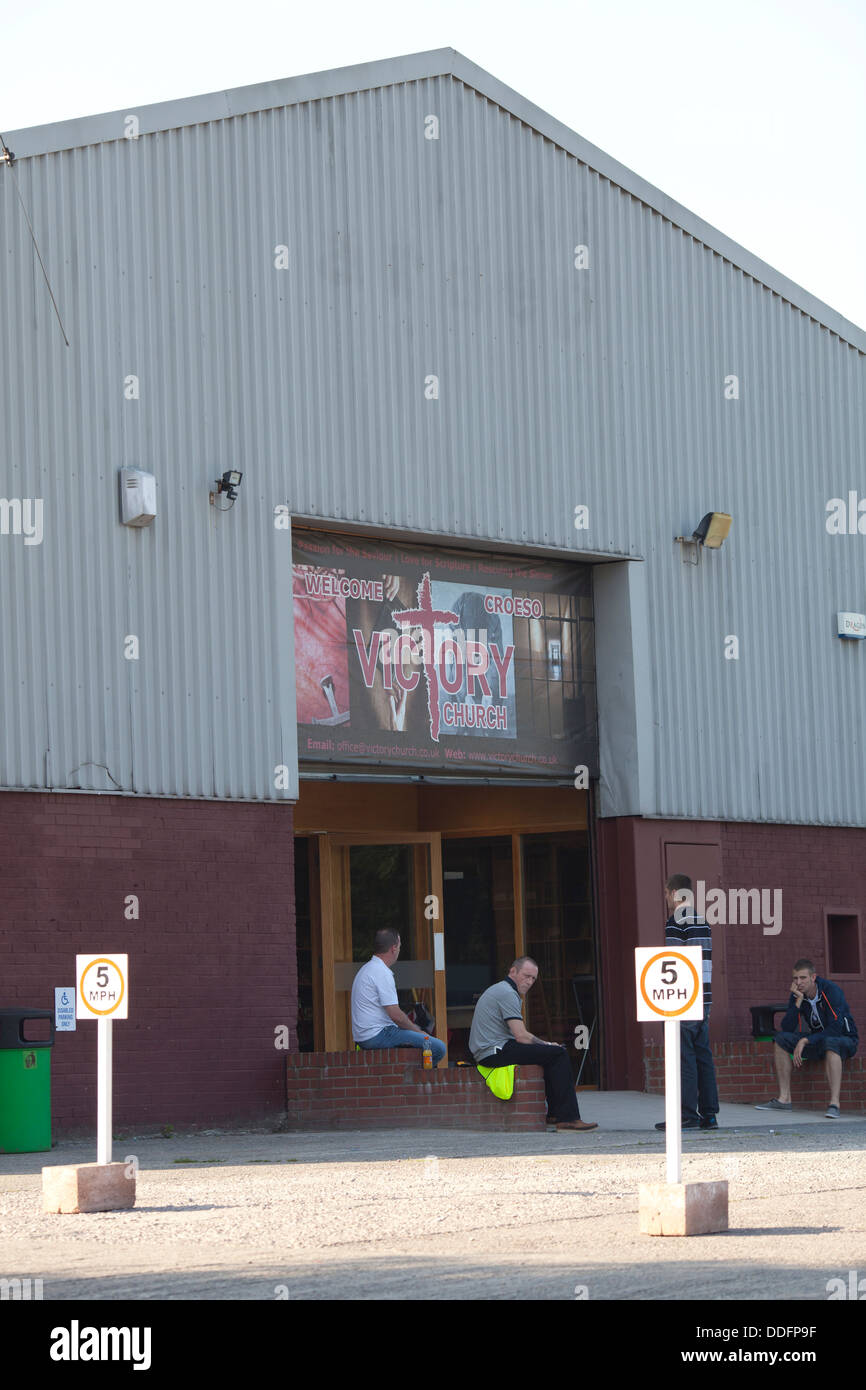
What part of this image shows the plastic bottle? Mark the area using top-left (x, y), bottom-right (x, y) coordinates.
top-left (422, 1036), bottom-right (433, 1069)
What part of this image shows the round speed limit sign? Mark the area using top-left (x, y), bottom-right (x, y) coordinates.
top-left (635, 947), bottom-right (703, 1021)
top-left (76, 954), bottom-right (129, 1019)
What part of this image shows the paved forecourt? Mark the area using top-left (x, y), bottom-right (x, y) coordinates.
top-left (2, 1100), bottom-right (865, 1301)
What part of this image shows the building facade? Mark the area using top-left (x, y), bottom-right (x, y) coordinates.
top-left (2, 49), bottom-right (864, 1132)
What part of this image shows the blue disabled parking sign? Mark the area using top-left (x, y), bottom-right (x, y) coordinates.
top-left (55, 987), bottom-right (76, 1032)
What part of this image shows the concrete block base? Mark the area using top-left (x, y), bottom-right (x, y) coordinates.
top-left (42, 1162), bottom-right (136, 1214)
top-left (639, 1180), bottom-right (728, 1236)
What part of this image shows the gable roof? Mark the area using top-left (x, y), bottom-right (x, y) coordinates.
top-left (5, 46), bottom-right (864, 352)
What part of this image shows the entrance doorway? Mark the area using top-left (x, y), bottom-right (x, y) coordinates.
top-left (522, 831), bottom-right (599, 1085)
top-left (319, 832), bottom-right (445, 1053)
top-left (441, 836), bottom-right (516, 1062)
top-left (293, 782), bottom-right (600, 1084)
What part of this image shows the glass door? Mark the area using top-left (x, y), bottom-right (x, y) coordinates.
top-left (522, 830), bottom-right (600, 1086)
top-left (318, 832), bottom-right (446, 1057)
top-left (441, 836), bottom-right (516, 1063)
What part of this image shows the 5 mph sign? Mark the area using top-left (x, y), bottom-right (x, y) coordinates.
top-left (635, 947), bottom-right (703, 1021)
top-left (74, 954), bottom-right (130, 1168)
top-left (76, 955), bottom-right (128, 1019)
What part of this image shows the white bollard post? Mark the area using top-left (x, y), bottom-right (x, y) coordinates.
top-left (636, 946), bottom-right (727, 1235)
top-left (97, 1016), bottom-right (113, 1166)
top-left (42, 956), bottom-right (134, 1213)
top-left (664, 1016), bottom-right (681, 1185)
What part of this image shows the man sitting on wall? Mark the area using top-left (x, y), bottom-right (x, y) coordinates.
top-left (351, 929), bottom-right (446, 1066)
top-left (469, 956), bottom-right (597, 1131)
top-left (756, 958), bottom-right (858, 1118)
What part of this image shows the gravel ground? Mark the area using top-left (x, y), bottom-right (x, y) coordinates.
top-left (2, 1125), bottom-right (865, 1300)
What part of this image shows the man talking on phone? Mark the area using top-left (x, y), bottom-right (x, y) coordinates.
top-left (756, 959), bottom-right (858, 1118)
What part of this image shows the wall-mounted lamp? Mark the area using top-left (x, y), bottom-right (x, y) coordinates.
top-left (209, 470), bottom-right (243, 509)
top-left (675, 511), bottom-right (732, 564)
top-left (691, 512), bottom-right (732, 548)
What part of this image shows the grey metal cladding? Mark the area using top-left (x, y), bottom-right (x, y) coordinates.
top-left (1, 52), bottom-right (864, 821)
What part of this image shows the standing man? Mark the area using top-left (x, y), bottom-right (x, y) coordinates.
top-left (756, 959), bottom-right (858, 1117)
top-left (469, 956), bottom-right (597, 1131)
top-left (352, 929), bottom-right (446, 1065)
top-left (655, 874), bottom-right (719, 1131)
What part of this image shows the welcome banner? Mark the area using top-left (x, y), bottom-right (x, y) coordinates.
top-left (292, 532), bottom-right (597, 777)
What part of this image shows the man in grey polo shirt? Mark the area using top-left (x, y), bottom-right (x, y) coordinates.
top-left (469, 956), bottom-right (597, 1131)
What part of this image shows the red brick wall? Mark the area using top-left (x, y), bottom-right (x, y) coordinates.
top-left (597, 816), bottom-right (865, 1088)
top-left (286, 1050), bottom-right (547, 1130)
top-left (0, 791), bottom-right (295, 1137)
top-left (720, 822), bottom-right (866, 1041)
top-left (645, 1041), bottom-right (866, 1113)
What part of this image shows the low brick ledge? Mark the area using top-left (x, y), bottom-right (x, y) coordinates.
top-left (285, 1048), bottom-right (547, 1131)
top-left (644, 1040), bottom-right (866, 1114)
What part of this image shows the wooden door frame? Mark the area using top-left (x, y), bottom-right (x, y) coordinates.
top-left (318, 831), bottom-right (446, 1057)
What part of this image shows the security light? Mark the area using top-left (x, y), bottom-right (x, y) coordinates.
top-left (674, 511), bottom-right (732, 563)
top-left (216, 470), bottom-right (243, 500)
top-left (691, 512), bottom-right (732, 548)
top-left (210, 470), bottom-right (244, 508)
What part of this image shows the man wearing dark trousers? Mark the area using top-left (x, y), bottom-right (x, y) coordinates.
top-left (469, 956), bottom-right (597, 1131)
top-left (655, 873), bottom-right (720, 1131)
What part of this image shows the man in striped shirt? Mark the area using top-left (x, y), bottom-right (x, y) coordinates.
top-left (654, 873), bottom-right (720, 1131)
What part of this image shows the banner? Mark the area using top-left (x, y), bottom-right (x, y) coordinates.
top-left (292, 532), bottom-right (597, 777)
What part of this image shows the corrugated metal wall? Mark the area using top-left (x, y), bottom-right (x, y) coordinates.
top-left (1, 63), bottom-right (864, 819)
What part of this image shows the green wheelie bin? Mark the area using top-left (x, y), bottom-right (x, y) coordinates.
top-left (0, 1007), bottom-right (56, 1153)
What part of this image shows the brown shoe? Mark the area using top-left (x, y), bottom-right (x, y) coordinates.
top-left (556, 1119), bottom-right (598, 1131)
top-left (545, 1115), bottom-right (558, 1125)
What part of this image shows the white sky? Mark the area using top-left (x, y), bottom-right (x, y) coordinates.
top-left (3, 0), bottom-right (865, 331)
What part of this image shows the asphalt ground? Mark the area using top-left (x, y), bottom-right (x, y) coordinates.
top-left (2, 1096), bottom-right (865, 1303)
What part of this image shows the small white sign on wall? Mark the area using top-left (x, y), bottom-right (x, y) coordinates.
top-left (433, 934), bottom-right (445, 972)
top-left (55, 987), bottom-right (76, 1032)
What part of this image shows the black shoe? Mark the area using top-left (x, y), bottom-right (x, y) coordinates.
top-left (700, 1115), bottom-right (719, 1130)
top-left (655, 1119), bottom-right (701, 1131)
